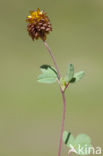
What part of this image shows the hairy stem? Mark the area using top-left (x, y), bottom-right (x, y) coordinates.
top-left (42, 40), bottom-right (66, 156)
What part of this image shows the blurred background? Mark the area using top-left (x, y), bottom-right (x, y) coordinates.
top-left (0, 0), bottom-right (103, 156)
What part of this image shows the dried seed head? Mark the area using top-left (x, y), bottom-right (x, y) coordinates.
top-left (26, 8), bottom-right (52, 41)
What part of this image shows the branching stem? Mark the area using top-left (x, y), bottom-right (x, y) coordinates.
top-left (42, 40), bottom-right (66, 156)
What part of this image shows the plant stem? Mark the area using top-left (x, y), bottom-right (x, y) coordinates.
top-left (58, 90), bottom-right (66, 156)
top-left (42, 40), bottom-right (61, 79)
top-left (42, 40), bottom-right (66, 156)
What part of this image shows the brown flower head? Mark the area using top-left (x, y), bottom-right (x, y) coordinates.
top-left (26, 8), bottom-right (52, 41)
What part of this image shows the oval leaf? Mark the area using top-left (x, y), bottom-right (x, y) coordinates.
top-left (70, 71), bottom-right (85, 83)
top-left (63, 131), bottom-right (91, 155)
top-left (37, 65), bottom-right (58, 83)
top-left (63, 131), bottom-right (75, 148)
top-left (65, 64), bottom-right (74, 82)
top-left (74, 134), bottom-right (91, 155)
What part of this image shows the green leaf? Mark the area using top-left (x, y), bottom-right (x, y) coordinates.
top-left (37, 65), bottom-right (58, 83)
top-left (63, 131), bottom-right (75, 148)
top-left (74, 134), bottom-right (91, 155)
top-left (70, 71), bottom-right (85, 83)
top-left (63, 131), bottom-right (91, 155)
top-left (65, 64), bottom-right (74, 82)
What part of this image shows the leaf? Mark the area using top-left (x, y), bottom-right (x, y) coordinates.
top-left (74, 134), bottom-right (91, 155)
top-left (65, 64), bottom-right (74, 82)
top-left (63, 131), bottom-right (75, 148)
top-left (63, 131), bottom-right (92, 155)
top-left (75, 134), bottom-right (91, 146)
top-left (37, 65), bottom-right (58, 83)
top-left (70, 71), bottom-right (85, 83)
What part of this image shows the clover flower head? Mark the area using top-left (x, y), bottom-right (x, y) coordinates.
top-left (26, 8), bottom-right (52, 40)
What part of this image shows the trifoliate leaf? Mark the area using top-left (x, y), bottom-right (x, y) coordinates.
top-left (70, 71), bottom-right (85, 83)
top-left (65, 64), bottom-right (74, 82)
top-left (37, 65), bottom-right (58, 83)
top-left (63, 131), bottom-right (91, 155)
